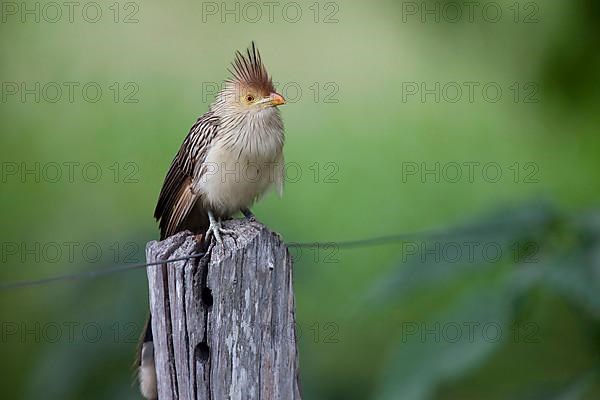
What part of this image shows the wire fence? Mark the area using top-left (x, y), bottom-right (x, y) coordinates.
top-left (0, 210), bottom-right (555, 291)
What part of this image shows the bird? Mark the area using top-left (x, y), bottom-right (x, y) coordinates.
top-left (137, 42), bottom-right (287, 400)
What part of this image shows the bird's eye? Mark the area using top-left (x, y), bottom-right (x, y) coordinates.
top-left (246, 95), bottom-right (254, 102)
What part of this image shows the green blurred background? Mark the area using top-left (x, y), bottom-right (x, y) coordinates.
top-left (1, 0), bottom-right (599, 398)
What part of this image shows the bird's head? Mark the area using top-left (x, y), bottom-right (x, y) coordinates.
top-left (212, 42), bottom-right (286, 116)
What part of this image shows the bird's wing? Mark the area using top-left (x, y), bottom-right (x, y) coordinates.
top-left (154, 112), bottom-right (220, 239)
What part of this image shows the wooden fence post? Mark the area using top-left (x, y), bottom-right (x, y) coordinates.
top-left (145, 219), bottom-right (301, 400)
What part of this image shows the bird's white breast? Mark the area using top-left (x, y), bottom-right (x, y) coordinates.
top-left (197, 116), bottom-right (284, 216)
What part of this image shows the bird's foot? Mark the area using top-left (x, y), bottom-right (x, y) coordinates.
top-left (241, 208), bottom-right (256, 222)
top-left (206, 213), bottom-right (237, 246)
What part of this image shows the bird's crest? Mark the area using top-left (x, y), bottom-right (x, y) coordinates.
top-left (228, 42), bottom-right (275, 94)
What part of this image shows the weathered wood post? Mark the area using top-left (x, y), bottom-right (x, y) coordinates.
top-left (145, 219), bottom-right (301, 400)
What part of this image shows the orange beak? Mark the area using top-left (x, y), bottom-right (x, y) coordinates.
top-left (269, 92), bottom-right (286, 106)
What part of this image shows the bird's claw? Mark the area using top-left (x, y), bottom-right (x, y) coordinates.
top-left (241, 208), bottom-right (256, 222)
top-left (206, 220), bottom-right (236, 246)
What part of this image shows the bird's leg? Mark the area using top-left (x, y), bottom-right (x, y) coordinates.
top-left (206, 210), bottom-right (223, 245)
top-left (206, 210), bottom-right (237, 246)
top-left (241, 208), bottom-right (256, 221)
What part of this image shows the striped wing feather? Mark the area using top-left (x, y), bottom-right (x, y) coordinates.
top-left (154, 112), bottom-right (220, 239)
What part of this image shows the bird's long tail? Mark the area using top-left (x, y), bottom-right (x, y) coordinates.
top-left (137, 315), bottom-right (158, 399)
